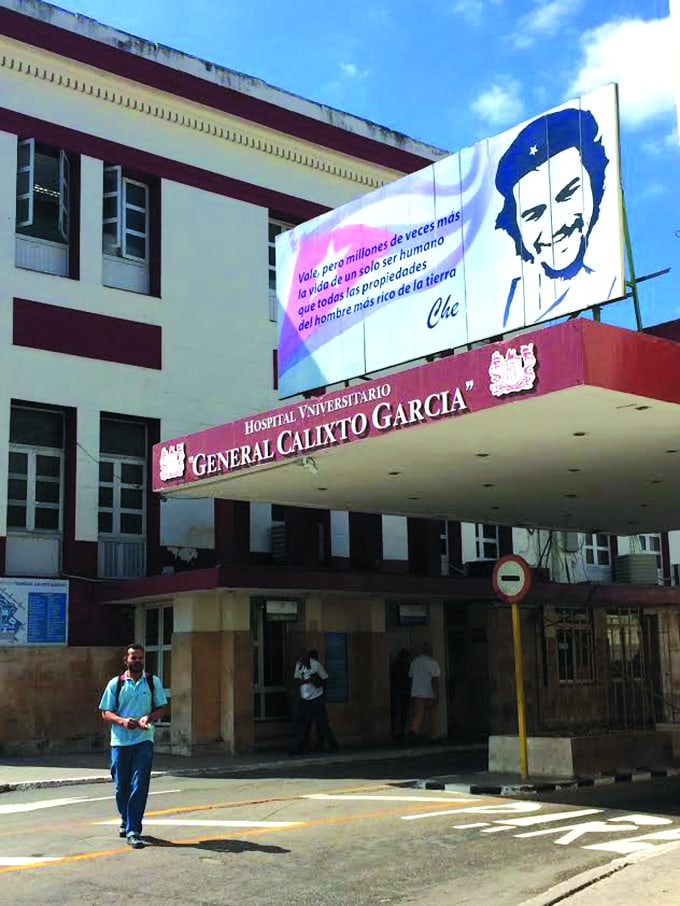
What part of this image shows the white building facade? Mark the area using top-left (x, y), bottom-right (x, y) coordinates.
top-left (2, 0), bottom-right (680, 764)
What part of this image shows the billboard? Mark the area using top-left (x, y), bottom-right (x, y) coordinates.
top-left (276, 84), bottom-right (624, 397)
top-left (0, 577), bottom-right (68, 646)
top-left (673, 0), bottom-right (680, 142)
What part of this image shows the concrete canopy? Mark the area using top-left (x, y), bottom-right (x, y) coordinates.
top-left (154, 320), bottom-right (680, 536)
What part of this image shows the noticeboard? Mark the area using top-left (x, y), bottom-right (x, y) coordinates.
top-left (0, 578), bottom-right (69, 645)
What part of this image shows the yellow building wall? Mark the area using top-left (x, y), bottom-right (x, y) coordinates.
top-left (0, 646), bottom-right (122, 756)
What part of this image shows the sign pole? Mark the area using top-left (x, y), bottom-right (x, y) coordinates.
top-left (511, 601), bottom-right (529, 780)
top-left (622, 194), bottom-right (643, 332)
top-left (492, 554), bottom-right (533, 781)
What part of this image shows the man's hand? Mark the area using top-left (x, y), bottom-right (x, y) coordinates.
top-left (138, 715), bottom-right (153, 730)
top-left (121, 717), bottom-right (139, 729)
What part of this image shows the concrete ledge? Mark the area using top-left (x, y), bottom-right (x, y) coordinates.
top-left (415, 765), bottom-right (680, 796)
top-left (489, 731), bottom-right (675, 777)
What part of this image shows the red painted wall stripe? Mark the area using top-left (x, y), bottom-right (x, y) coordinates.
top-left (0, 8), bottom-right (434, 173)
top-left (0, 107), bottom-right (327, 223)
top-left (13, 298), bottom-right (162, 370)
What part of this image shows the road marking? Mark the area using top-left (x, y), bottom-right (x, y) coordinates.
top-left (0, 798), bottom-right (86, 815)
top-left (402, 801), bottom-right (542, 821)
top-left (518, 820), bottom-right (643, 845)
top-left (305, 794), bottom-right (472, 803)
top-left (584, 826), bottom-right (680, 854)
top-left (496, 809), bottom-right (602, 828)
top-left (0, 789), bottom-right (181, 816)
top-left (96, 818), bottom-right (303, 828)
top-left (0, 857), bottom-right (60, 866)
top-left (0, 795), bottom-right (498, 875)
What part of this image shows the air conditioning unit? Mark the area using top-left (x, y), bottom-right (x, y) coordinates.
top-left (614, 553), bottom-right (658, 585)
top-left (270, 522), bottom-right (287, 564)
top-left (464, 560), bottom-right (495, 579)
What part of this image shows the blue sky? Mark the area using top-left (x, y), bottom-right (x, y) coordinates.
top-left (49, 0), bottom-right (678, 328)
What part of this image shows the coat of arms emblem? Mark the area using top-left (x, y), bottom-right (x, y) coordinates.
top-left (159, 443), bottom-right (186, 481)
top-left (488, 343), bottom-right (537, 397)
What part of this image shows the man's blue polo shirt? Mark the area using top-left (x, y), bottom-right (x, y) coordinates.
top-left (99, 673), bottom-right (168, 747)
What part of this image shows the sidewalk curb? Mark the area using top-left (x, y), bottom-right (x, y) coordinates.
top-left (415, 765), bottom-right (680, 796)
top-left (519, 840), bottom-right (680, 906)
top-left (0, 742), bottom-right (485, 794)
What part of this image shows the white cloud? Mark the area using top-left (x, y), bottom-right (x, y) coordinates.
top-left (512, 0), bottom-right (582, 49)
top-left (338, 62), bottom-right (369, 80)
top-left (642, 129), bottom-right (680, 156)
top-left (567, 17), bottom-right (675, 129)
top-left (450, 0), bottom-right (502, 26)
top-left (640, 181), bottom-right (666, 199)
top-left (470, 80), bottom-right (524, 126)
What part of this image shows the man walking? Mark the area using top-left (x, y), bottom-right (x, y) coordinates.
top-left (406, 641), bottom-right (440, 743)
top-left (99, 643), bottom-right (167, 849)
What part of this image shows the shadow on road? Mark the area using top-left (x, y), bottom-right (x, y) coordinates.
top-left (528, 776), bottom-right (680, 818)
top-left (142, 835), bottom-right (290, 854)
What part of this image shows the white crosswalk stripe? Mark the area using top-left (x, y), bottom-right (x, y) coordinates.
top-left (0, 789), bottom-right (180, 815)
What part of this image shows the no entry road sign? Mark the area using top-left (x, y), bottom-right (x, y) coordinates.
top-left (492, 554), bottom-right (532, 603)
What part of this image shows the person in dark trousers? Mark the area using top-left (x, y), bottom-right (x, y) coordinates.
top-left (307, 648), bottom-right (339, 752)
top-left (99, 643), bottom-right (167, 849)
top-left (289, 648), bottom-right (338, 755)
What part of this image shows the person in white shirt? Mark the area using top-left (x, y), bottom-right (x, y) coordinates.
top-left (289, 648), bottom-right (338, 755)
top-left (406, 641), bottom-right (441, 742)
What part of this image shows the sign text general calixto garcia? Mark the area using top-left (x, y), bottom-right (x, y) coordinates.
top-left (189, 383), bottom-right (469, 479)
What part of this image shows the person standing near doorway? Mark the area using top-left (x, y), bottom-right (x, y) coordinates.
top-left (289, 648), bottom-right (338, 755)
top-left (406, 641), bottom-right (440, 743)
top-left (99, 643), bottom-right (167, 849)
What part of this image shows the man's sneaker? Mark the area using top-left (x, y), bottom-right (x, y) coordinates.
top-left (126, 834), bottom-right (144, 849)
top-left (118, 822), bottom-right (126, 838)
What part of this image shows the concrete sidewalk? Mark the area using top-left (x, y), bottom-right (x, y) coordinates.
top-left (0, 742), bottom-right (486, 792)
top-left (520, 840), bottom-right (680, 906)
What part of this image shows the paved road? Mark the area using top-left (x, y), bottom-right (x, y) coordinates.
top-left (2, 755), bottom-right (680, 905)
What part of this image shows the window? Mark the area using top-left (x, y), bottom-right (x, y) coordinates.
top-left (606, 610), bottom-right (645, 680)
top-left (584, 533), bottom-right (611, 566)
top-left (638, 533), bottom-right (662, 571)
top-left (268, 219), bottom-right (293, 322)
top-left (15, 138), bottom-right (76, 277)
top-left (7, 407), bottom-right (64, 533)
top-left (475, 523), bottom-right (499, 560)
top-left (98, 419), bottom-right (147, 538)
top-left (555, 607), bottom-right (595, 683)
top-left (144, 604), bottom-right (172, 723)
top-left (102, 165), bottom-right (153, 293)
